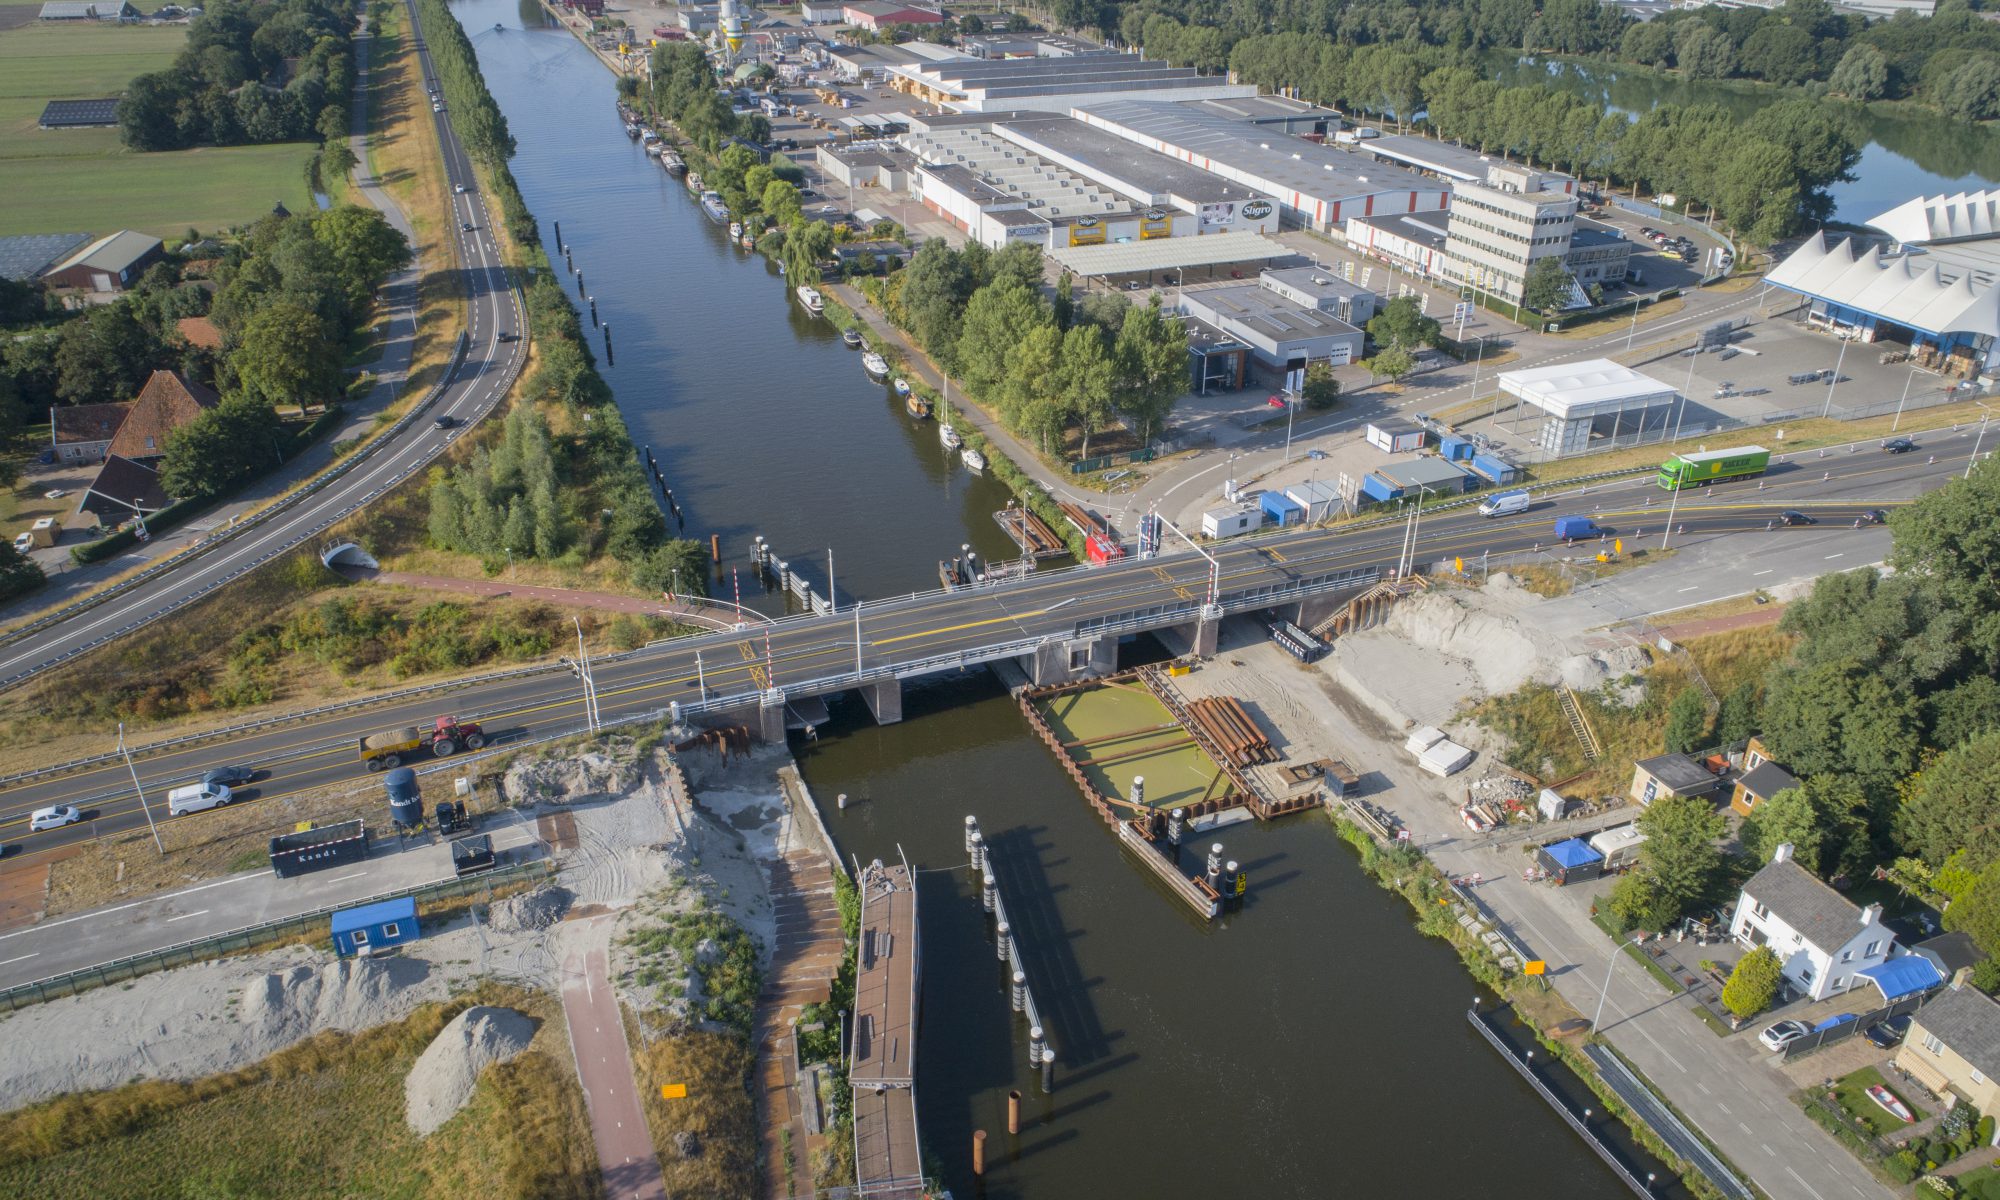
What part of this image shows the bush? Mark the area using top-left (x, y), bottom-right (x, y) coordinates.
top-left (1887, 1151), bottom-right (1920, 1183)
top-left (1978, 1115), bottom-right (1995, 1146)
top-left (1721, 947), bottom-right (1782, 1018)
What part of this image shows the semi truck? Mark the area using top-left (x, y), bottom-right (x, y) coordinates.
top-left (1657, 445), bottom-right (1769, 490)
top-left (359, 716), bottom-right (486, 771)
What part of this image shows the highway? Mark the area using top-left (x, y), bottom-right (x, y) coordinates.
top-left (0, 0), bottom-right (527, 692)
top-left (0, 434), bottom-right (1976, 860)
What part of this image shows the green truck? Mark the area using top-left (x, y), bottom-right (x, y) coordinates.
top-left (1657, 445), bottom-right (1770, 490)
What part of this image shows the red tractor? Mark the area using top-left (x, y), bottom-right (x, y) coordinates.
top-left (358, 715), bottom-right (488, 771)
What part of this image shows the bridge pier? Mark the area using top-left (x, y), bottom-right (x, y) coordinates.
top-left (1023, 634), bottom-right (1118, 686)
top-left (757, 688), bottom-right (787, 743)
top-left (860, 679), bottom-right (903, 725)
top-left (1155, 604), bottom-right (1222, 661)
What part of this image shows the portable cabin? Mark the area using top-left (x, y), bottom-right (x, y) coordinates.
top-left (330, 895), bottom-right (418, 957)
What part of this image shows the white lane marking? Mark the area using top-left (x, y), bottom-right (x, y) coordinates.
top-left (166, 909), bottom-right (209, 923)
top-left (0, 868), bottom-right (270, 941)
top-left (1752, 569), bottom-right (1773, 576)
top-left (1786, 1166), bottom-right (1829, 1200)
top-left (325, 871), bottom-right (369, 883)
top-left (1678, 585), bottom-right (1699, 593)
top-left (1825, 552), bottom-right (1844, 559)
top-left (0, 952), bottom-right (38, 966)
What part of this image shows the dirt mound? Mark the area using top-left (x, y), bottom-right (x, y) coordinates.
top-left (239, 955), bottom-right (434, 1050)
top-left (490, 884), bottom-right (572, 932)
top-left (503, 749), bottom-right (639, 805)
top-left (403, 1005), bottom-right (536, 1135)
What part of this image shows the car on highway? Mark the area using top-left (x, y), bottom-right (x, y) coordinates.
top-left (1865, 1013), bottom-right (1914, 1049)
top-left (434, 415), bottom-right (459, 430)
top-left (497, 331), bottom-right (519, 343)
top-left (202, 765), bottom-right (256, 787)
top-left (167, 782), bottom-right (233, 816)
top-left (28, 805), bottom-right (81, 831)
top-left (1759, 1019), bottom-right (1812, 1052)
top-left (1860, 508), bottom-right (1889, 525)
top-left (454, 184), bottom-right (469, 194)
top-left (1883, 438), bottom-right (1918, 454)
top-left (1779, 510), bottom-right (1817, 526)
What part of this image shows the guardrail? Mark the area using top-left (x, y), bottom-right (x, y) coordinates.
top-left (1467, 1007), bottom-right (1659, 1198)
top-left (0, 858), bottom-right (553, 1013)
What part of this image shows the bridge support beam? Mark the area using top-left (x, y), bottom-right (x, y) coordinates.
top-left (860, 679), bottom-right (903, 725)
top-left (1023, 634), bottom-right (1118, 687)
top-left (757, 688), bottom-right (788, 744)
top-left (1156, 605), bottom-right (1222, 661)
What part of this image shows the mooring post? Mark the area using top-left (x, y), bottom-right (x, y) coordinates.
top-left (1206, 843), bottom-right (1223, 893)
top-left (602, 322), bottom-right (612, 367)
top-left (1007, 1089), bottom-right (1022, 1135)
top-left (964, 815), bottom-right (979, 857)
top-left (982, 870), bottom-right (996, 913)
top-left (970, 831), bottom-right (985, 873)
top-left (576, 268), bottom-right (585, 298)
top-left (996, 922), bottom-right (1011, 962)
top-left (973, 1130), bottom-right (987, 1176)
top-left (1131, 775), bottom-right (1145, 809)
top-left (1227, 860), bottom-right (1243, 907)
top-left (588, 295), bottom-right (598, 327)
top-left (1167, 807), bottom-right (1184, 867)
top-left (1011, 970), bottom-right (1026, 1012)
top-left (1040, 1041), bottom-right (1056, 1093)
top-left (552, 219), bottom-right (562, 250)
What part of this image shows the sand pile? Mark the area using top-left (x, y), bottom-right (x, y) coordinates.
top-left (490, 884), bottom-right (573, 932)
top-left (403, 1005), bottom-right (536, 1134)
top-left (238, 955), bottom-right (435, 1051)
top-left (503, 749), bottom-right (639, 805)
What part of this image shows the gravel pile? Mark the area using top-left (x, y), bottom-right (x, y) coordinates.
top-left (239, 955), bottom-right (435, 1051)
top-left (403, 1005), bottom-right (536, 1135)
top-left (489, 884), bottom-right (572, 932)
top-left (502, 749), bottom-right (639, 806)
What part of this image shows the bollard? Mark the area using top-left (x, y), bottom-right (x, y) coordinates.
top-left (836, 792), bottom-right (848, 810)
top-left (1007, 1090), bottom-right (1022, 1135)
top-left (1028, 1026), bottom-right (1045, 1072)
top-left (711, 533), bottom-right (721, 562)
top-left (1206, 843), bottom-right (1223, 892)
top-left (1167, 807), bottom-right (1184, 866)
top-left (964, 814), bottom-right (979, 855)
top-left (982, 870), bottom-right (996, 913)
top-left (1011, 970), bottom-right (1026, 1012)
top-left (1040, 1041), bottom-right (1056, 1093)
top-left (970, 831), bottom-right (985, 872)
top-left (1131, 775), bottom-right (1145, 809)
top-left (996, 922), bottom-right (1011, 962)
top-left (973, 1130), bottom-right (987, 1176)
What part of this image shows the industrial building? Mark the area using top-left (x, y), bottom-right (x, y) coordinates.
top-left (1346, 209), bottom-right (1452, 278)
top-left (1074, 100), bottom-right (1449, 235)
top-left (884, 53), bottom-right (1259, 114)
top-left (841, 1), bottom-right (944, 31)
top-left (1439, 165), bottom-right (1580, 305)
top-left (1257, 265), bottom-right (1378, 327)
top-left (958, 32), bottom-right (1106, 59)
top-left (1179, 278), bottom-right (1365, 369)
top-left (1767, 188), bottom-right (2000, 379)
top-left (1496, 359), bottom-right (1678, 458)
top-left (817, 140), bottom-right (917, 191)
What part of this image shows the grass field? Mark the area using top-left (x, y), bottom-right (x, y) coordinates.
top-left (0, 988), bottom-right (602, 1200)
top-left (1036, 681), bottom-right (1225, 810)
top-left (0, 20), bottom-right (316, 236)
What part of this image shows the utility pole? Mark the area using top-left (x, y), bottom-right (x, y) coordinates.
top-left (118, 722), bottom-right (165, 858)
top-left (1661, 477), bottom-right (1682, 552)
top-left (1969, 404), bottom-right (1993, 481)
top-left (569, 616), bottom-right (600, 732)
top-left (1821, 336), bottom-right (1850, 418)
top-left (1892, 368), bottom-right (1917, 433)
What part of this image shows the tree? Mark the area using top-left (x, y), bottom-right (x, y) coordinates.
top-left (630, 539), bottom-right (711, 597)
top-left (1937, 56), bottom-right (2000, 122)
top-left (1056, 324), bottom-right (1116, 459)
top-left (1714, 679), bottom-right (1761, 749)
top-left (157, 393), bottom-right (283, 501)
top-left (312, 205), bottom-right (411, 311)
top-left (761, 179), bottom-right (803, 227)
top-left (0, 536), bottom-right (43, 603)
top-left (782, 220), bottom-right (835, 288)
top-left (234, 301), bottom-right (343, 405)
top-left (1739, 24), bottom-right (1820, 87)
top-left (957, 283), bottom-right (1053, 404)
top-left (1663, 688), bottom-right (1711, 754)
top-left (1620, 21), bottom-right (1676, 69)
top-left (1899, 731), bottom-right (2000, 868)
top-left (1945, 856), bottom-right (2000, 960)
top-left (1366, 294), bottom-right (1440, 351)
top-left (1828, 43), bottom-right (1889, 99)
top-left (1721, 946), bottom-right (1783, 1019)
top-left (1520, 256), bottom-right (1574, 314)
top-left (53, 303), bottom-right (159, 406)
top-left (1302, 362), bottom-right (1341, 410)
top-left (1362, 344), bottom-right (1416, 383)
top-left (1606, 871), bottom-right (1676, 933)
top-left (892, 239), bottom-right (975, 363)
top-left (1111, 298), bottom-right (1185, 446)
top-left (1634, 792), bottom-right (1729, 925)
top-left (1674, 23), bottom-right (1736, 80)
top-left (1741, 777), bottom-right (1870, 877)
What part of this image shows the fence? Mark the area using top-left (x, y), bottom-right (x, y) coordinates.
top-left (0, 858), bottom-right (553, 1013)
top-left (1780, 992), bottom-right (1930, 1062)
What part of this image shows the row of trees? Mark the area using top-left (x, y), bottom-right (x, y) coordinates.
top-left (118, 0), bottom-right (358, 151)
top-left (412, 0), bottom-right (534, 243)
top-left (886, 241), bottom-right (1185, 455)
top-left (1222, 31), bottom-right (1860, 242)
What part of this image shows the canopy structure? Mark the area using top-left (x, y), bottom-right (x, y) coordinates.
top-left (1049, 230), bottom-right (1290, 280)
top-left (1495, 358), bottom-right (1678, 458)
top-left (1768, 233), bottom-right (2000, 339)
top-left (1855, 956), bottom-right (1945, 1004)
top-left (1542, 839), bottom-right (1603, 870)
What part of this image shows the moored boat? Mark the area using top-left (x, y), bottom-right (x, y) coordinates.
top-left (623, 123), bottom-right (640, 139)
top-left (796, 285), bottom-right (824, 314)
top-left (961, 445), bottom-right (987, 472)
top-left (1866, 1085), bottom-right (1915, 1123)
top-left (892, 378), bottom-right (911, 397)
top-left (728, 221), bottom-right (743, 239)
top-left (842, 328), bottom-right (863, 348)
top-left (862, 352), bottom-right (890, 379)
top-left (700, 191), bottom-right (728, 222)
top-left (939, 422), bottom-right (962, 450)
top-left (660, 150), bottom-right (685, 174)
top-left (906, 393), bottom-right (932, 419)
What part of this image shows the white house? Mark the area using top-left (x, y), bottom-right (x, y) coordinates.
top-left (1730, 843), bottom-right (1897, 1002)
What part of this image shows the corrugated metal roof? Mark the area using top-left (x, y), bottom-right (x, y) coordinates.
top-left (1767, 232), bottom-right (2000, 338)
top-left (1496, 358), bottom-right (1677, 419)
top-left (1048, 229), bottom-right (1286, 276)
top-left (49, 229), bottom-right (161, 276)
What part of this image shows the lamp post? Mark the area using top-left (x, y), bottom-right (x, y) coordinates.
top-left (118, 722), bottom-right (165, 858)
top-left (1820, 335), bottom-right (1850, 418)
top-left (1594, 936), bottom-right (1643, 1032)
top-left (571, 616), bottom-right (600, 732)
top-left (1624, 293), bottom-right (1643, 351)
top-left (1399, 483), bottom-right (1437, 576)
top-left (1968, 402), bottom-right (1993, 481)
top-left (1892, 367), bottom-right (1918, 433)
top-left (1662, 473), bottom-right (1683, 552)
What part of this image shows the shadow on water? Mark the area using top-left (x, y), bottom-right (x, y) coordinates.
top-left (984, 823), bottom-right (1116, 1066)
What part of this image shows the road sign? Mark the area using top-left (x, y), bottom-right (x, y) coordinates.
top-left (661, 1083), bottom-right (689, 1099)
top-left (1613, 538), bottom-right (1623, 556)
top-left (1453, 556), bottom-right (1464, 574)
top-left (1524, 960), bottom-right (1547, 976)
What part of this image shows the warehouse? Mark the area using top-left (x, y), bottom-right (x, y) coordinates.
top-left (1179, 279), bottom-right (1365, 369)
top-left (1075, 100), bottom-right (1448, 235)
top-left (1346, 209), bottom-right (1451, 277)
top-left (40, 230), bottom-right (163, 293)
top-left (990, 114), bottom-right (1278, 237)
top-left (885, 52), bottom-right (1257, 113)
top-left (1257, 265), bottom-right (1377, 327)
top-left (816, 140), bottom-right (917, 190)
top-left (1048, 230), bottom-right (1292, 288)
top-left (1496, 359), bottom-right (1678, 458)
top-left (1362, 135), bottom-right (1551, 188)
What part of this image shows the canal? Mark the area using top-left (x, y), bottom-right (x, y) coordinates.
top-left (1485, 53), bottom-right (2000, 224)
top-left (454, 4), bottom-right (1672, 1194)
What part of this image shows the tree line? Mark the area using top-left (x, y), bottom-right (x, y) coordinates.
top-left (411, 0), bottom-right (536, 245)
top-left (118, 0), bottom-right (358, 152)
top-left (887, 241), bottom-right (1186, 456)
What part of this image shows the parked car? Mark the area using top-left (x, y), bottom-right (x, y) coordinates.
top-left (11, 533), bottom-right (32, 554)
top-left (1639, 226), bottom-right (1659, 239)
top-left (202, 765), bottom-right (255, 787)
top-left (1865, 1014), bottom-right (1914, 1049)
top-left (28, 805), bottom-right (81, 832)
top-left (1883, 437), bottom-right (1918, 454)
top-left (1779, 510), bottom-right (1817, 526)
top-left (1759, 1019), bottom-right (1812, 1052)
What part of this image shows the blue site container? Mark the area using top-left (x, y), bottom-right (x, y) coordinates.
top-left (1471, 453), bottom-right (1520, 484)
top-left (1260, 491), bottom-right (1305, 527)
top-left (1437, 434), bottom-right (1476, 462)
top-left (330, 895), bottom-right (419, 957)
top-left (1360, 473), bottom-right (1400, 503)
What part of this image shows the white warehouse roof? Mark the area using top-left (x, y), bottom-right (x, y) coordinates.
top-left (1870, 188), bottom-right (2000, 246)
top-left (1768, 232), bottom-right (2000, 338)
top-left (1048, 230), bottom-right (1289, 277)
top-left (1497, 359), bottom-right (1677, 419)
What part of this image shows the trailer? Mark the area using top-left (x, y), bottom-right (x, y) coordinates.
top-left (269, 820), bottom-right (368, 879)
top-left (1266, 618), bottom-right (1327, 663)
top-left (1657, 445), bottom-right (1769, 490)
top-left (451, 834), bottom-right (498, 877)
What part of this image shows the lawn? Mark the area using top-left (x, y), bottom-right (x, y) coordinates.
top-left (0, 20), bottom-right (317, 236)
top-left (0, 989), bottom-right (601, 1200)
top-left (1830, 1065), bottom-right (1926, 1137)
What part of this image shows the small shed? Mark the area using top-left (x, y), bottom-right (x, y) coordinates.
top-left (330, 895), bottom-right (418, 957)
top-left (1588, 824), bottom-right (1648, 871)
top-left (1537, 838), bottom-right (1604, 885)
top-left (1259, 490), bottom-right (1305, 527)
top-left (1284, 480), bottom-right (1342, 523)
top-left (1729, 761), bottom-right (1799, 818)
top-left (1365, 421), bottom-right (1425, 454)
top-left (1536, 787), bottom-right (1569, 822)
top-left (1200, 502), bottom-right (1262, 539)
top-left (1629, 753), bottom-right (1718, 807)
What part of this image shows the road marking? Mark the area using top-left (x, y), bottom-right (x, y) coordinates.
top-left (1785, 1166), bottom-right (1829, 1200)
top-left (1678, 586), bottom-right (1699, 593)
top-left (166, 909), bottom-right (209, 923)
top-left (0, 867), bottom-right (270, 940)
top-left (1695, 1081), bottom-right (1711, 1096)
top-left (1824, 553), bottom-right (1844, 560)
top-left (1752, 569), bottom-right (1773, 576)
top-left (326, 871), bottom-right (370, 883)
top-left (0, 952), bottom-right (37, 966)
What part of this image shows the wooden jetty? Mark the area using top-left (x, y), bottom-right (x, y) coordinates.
top-left (851, 854), bottom-right (927, 1198)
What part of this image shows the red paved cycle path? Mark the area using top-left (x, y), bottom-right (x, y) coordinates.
top-left (561, 927), bottom-right (668, 1200)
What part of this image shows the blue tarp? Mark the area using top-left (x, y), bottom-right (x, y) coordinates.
top-left (1543, 838), bottom-right (1603, 869)
top-left (1812, 1012), bottom-right (1858, 1032)
top-left (1856, 956), bottom-right (1944, 1002)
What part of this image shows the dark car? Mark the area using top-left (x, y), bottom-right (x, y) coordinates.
top-left (1860, 508), bottom-right (1889, 525)
top-left (461, 221), bottom-right (475, 232)
top-left (1780, 509), bottom-right (1816, 526)
top-left (434, 415), bottom-right (458, 429)
top-left (497, 331), bottom-right (519, 343)
top-left (1883, 437), bottom-right (1918, 454)
top-left (202, 765), bottom-right (255, 787)
top-left (1865, 1014), bottom-right (1914, 1049)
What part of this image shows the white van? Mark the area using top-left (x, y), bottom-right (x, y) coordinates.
top-left (167, 782), bottom-right (233, 816)
top-left (1478, 489), bottom-right (1531, 518)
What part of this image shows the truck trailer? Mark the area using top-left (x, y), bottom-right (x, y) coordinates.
top-left (1657, 445), bottom-right (1769, 490)
top-left (359, 716), bottom-right (486, 771)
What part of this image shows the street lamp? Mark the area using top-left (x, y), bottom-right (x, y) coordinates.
top-left (1968, 402), bottom-right (1993, 481)
top-left (1624, 293), bottom-right (1643, 351)
top-left (118, 722), bottom-right (165, 858)
top-left (1398, 483), bottom-right (1437, 576)
top-left (1820, 335), bottom-right (1851, 418)
top-left (570, 616), bottom-right (600, 732)
top-left (1594, 936), bottom-right (1644, 1032)
top-left (1892, 367), bottom-right (1918, 433)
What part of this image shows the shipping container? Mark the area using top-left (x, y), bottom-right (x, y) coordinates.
top-left (270, 819), bottom-right (368, 879)
top-left (1437, 433), bottom-right (1477, 462)
top-left (1359, 472), bottom-right (1400, 503)
top-left (1468, 453), bottom-right (1520, 485)
top-left (1365, 422), bottom-right (1426, 454)
top-left (1260, 491), bottom-right (1305, 527)
top-left (1200, 502), bottom-right (1263, 539)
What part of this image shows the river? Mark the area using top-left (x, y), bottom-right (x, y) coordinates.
top-left (456, 3), bottom-right (1670, 1194)
top-left (1486, 54), bottom-right (2000, 225)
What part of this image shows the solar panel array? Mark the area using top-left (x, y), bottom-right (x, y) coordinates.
top-left (38, 98), bottom-right (119, 128)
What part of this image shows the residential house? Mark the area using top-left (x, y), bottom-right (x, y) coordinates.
top-left (105, 369), bottom-right (218, 461)
top-left (1730, 843), bottom-right (1897, 1002)
top-left (1628, 753), bottom-right (1720, 807)
top-left (1897, 984), bottom-right (2000, 1115)
top-left (49, 402), bottom-right (130, 465)
top-left (79, 455), bottom-right (170, 525)
top-left (1915, 932), bottom-right (1987, 988)
top-left (39, 230), bottom-right (163, 292)
top-left (1729, 760), bottom-right (1800, 819)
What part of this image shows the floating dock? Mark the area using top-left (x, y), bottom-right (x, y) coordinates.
top-left (851, 854), bottom-right (927, 1198)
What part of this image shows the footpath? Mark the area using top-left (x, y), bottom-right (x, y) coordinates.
top-left (0, 14), bottom-right (421, 629)
top-left (560, 919), bottom-right (669, 1200)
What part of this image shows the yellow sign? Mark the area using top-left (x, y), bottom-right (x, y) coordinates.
top-left (1453, 556), bottom-right (1464, 575)
top-left (1613, 538), bottom-right (1623, 556)
top-left (1524, 960), bottom-right (1547, 976)
top-left (1067, 219), bottom-right (1105, 247)
top-left (660, 1083), bottom-right (689, 1100)
top-left (1140, 212), bottom-right (1173, 239)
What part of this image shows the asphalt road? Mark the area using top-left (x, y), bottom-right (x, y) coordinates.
top-left (0, 436), bottom-right (1974, 860)
top-left (0, 0), bottom-right (527, 692)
